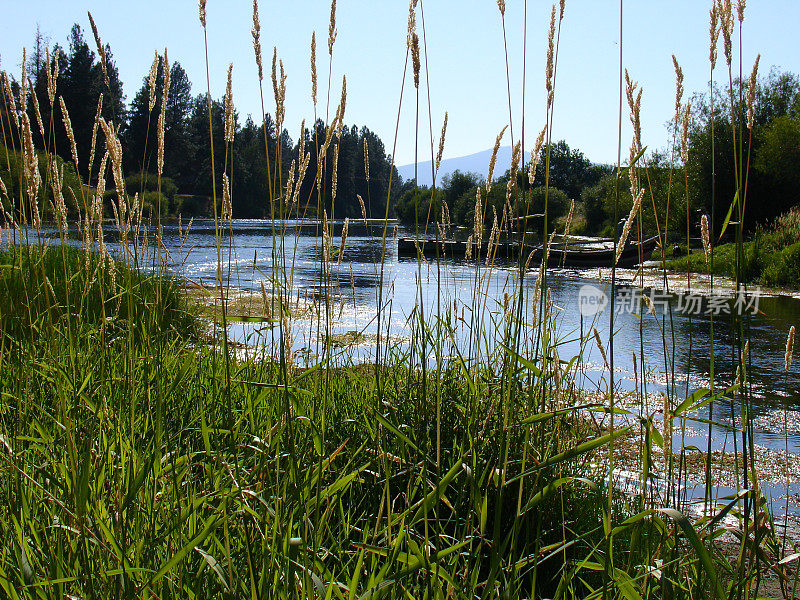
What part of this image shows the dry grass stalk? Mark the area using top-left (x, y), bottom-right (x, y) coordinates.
top-left (282, 313), bottom-right (293, 371)
top-left (30, 80), bottom-right (45, 142)
top-left (435, 112), bottom-right (448, 175)
top-left (545, 5), bottom-right (556, 106)
top-left (709, 2), bottom-right (720, 69)
top-left (88, 12), bottom-right (109, 88)
top-left (564, 200), bottom-right (575, 236)
top-left (45, 47), bottom-right (58, 105)
top-left (672, 55), bottom-right (684, 119)
top-left (486, 125), bottom-right (508, 193)
top-left (224, 64), bottom-right (235, 143)
top-left (337, 217), bottom-right (349, 265)
top-left (222, 173), bottom-right (232, 222)
top-left (363, 138), bottom-right (370, 182)
top-left (19, 49), bottom-right (27, 113)
top-left (148, 52), bottom-right (158, 112)
top-left (615, 189), bottom-right (643, 265)
top-left (322, 210), bottom-right (331, 265)
top-left (2, 72), bottom-right (19, 130)
top-left (199, 0), bottom-right (207, 27)
top-left (785, 326), bottom-right (795, 372)
top-left (158, 50), bottom-right (171, 177)
top-left (528, 125), bottom-right (547, 186)
top-left (328, 0), bottom-right (337, 55)
top-left (88, 94), bottom-right (103, 181)
top-left (50, 162), bottom-right (68, 234)
top-left (285, 159), bottom-right (296, 209)
top-left (473, 187), bottom-right (483, 243)
top-left (505, 141), bottom-right (522, 209)
top-left (701, 214), bottom-right (711, 266)
top-left (485, 209), bottom-right (499, 266)
top-left (59, 96), bottom-right (79, 170)
top-left (20, 112), bottom-right (40, 229)
top-left (311, 32), bottom-right (317, 107)
top-left (593, 328), bottom-right (609, 369)
top-left (411, 33), bottom-right (421, 89)
top-left (331, 143), bottom-right (340, 202)
top-left (358, 195), bottom-right (367, 224)
top-left (746, 54), bottom-right (760, 130)
top-left (252, 0), bottom-right (264, 81)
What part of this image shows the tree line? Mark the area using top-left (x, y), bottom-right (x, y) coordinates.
top-left (1, 23), bottom-right (402, 221)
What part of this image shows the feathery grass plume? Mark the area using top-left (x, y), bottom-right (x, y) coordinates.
top-left (51, 163), bottom-right (68, 234)
top-left (615, 189), bottom-right (643, 265)
top-left (559, 0), bottom-right (566, 20)
top-left (545, 5), bottom-right (556, 105)
top-left (680, 102), bottom-right (691, 164)
top-left (505, 140), bottom-right (522, 209)
top-left (332, 143), bottom-right (340, 202)
top-left (337, 74), bottom-right (347, 127)
top-left (147, 52), bottom-right (158, 112)
top-left (362, 138), bottom-right (370, 182)
top-left (198, 0), bottom-right (207, 27)
top-left (721, 0), bottom-right (734, 67)
top-left (285, 159), bottom-right (296, 208)
top-left (19, 49), bottom-right (27, 112)
top-left (747, 54), bottom-right (760, 130)
top-left (473, 187), bottom-right (483, 242)
top-left (310, 32), bottom-right (317, 107)
top-left (20, 113), bottom-right (40, 229)
top-left (158, 50), bottom-right (170, 177)
top-left (593, 327), bottom-right (610, 369)
top-left (45, 47), bottom-right (58, 105)
top-left (30, 80), bottom-right (45, 141)
top-left (625, 70), bottom-right (642, 153)
top-left (435, 112), bottom-right (448, 174)
top-left (709, 2), bottom-right (720, 69)
top-left (328, 0), bottom-right (337, 55)
top-left (643, 293), bottom-right (656, 316)
top-left (528, 125), bottom-right (547, 185)
top-left (564, 199), bottom-right (575, 235)
top-left (486, 125), bottom-right (508, 193)
top-left (465, 234), bottom-right (474, 260)
top-left (222, 173), bottom-right (232, 222)
top-left (357, 194), bottom-right (367, 224)
top-left (496, 0), bottom-right (505, 16)
top-left (88, 12), bottom-right (109, 88)
top-left (485, 209), bottom-right (499, 266)
top-left (294, 152), bottom-right (311, 208)
top-left (701, 214), bottom-right (711, 266)
top-left (736, 0), bottom-right (745, 22)
top-left (785, 326), bottom-right (795, 371)
top-left (2, 72), bottom-right (19, 130)
top-left (251, 0), bottom-right (263, 81)
top-left (544, 229), bottom-right (556, 262)
top-left (99, 117), bottom-right (126, 220)
top-left (224, 64), bottom-right (235, 143)
top-left (322, 209), bottom-right (331, 265)
top-left (411, 33), bottom-right (421, 89)
top-left (407, 0), bottom-right (417, 46)
top-left (88, 94), bottom-right (103, 181)
top-left (59, 96), bottom-right (79, 169)
top-left (672, 55), bottom-right (684, 119)
top-left (337, 217), bottom-right (349, 265)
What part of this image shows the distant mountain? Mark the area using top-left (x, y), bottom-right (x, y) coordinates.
top-left (397, 146), bottom-right (514, 188)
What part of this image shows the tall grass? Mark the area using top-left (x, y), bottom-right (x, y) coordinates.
top-left (0, 1), bottom-right (798, 598)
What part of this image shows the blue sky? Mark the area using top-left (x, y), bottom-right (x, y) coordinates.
top-left (1, 1), bottom-right (798, 167)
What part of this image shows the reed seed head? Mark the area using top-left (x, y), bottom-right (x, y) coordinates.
top-left (358, 194), bottom-right (367, 224)
top-left (199, 0), bottom-right (207, 27)
top-left (747, 54), bottom-right (760, 130)
top-left (59, 96), bottom-right (79, 170)
top-left (332, 143), bottom-right (339, 202)
top-left (615, 188), bottom-right (643, 265)
top-left (363, 138), bottom-right (370, 182)
top-left (722, 0), bottom-right (734, 66)
top-left (88, 94), bottom-right (103, 181)
top-left (593, 328), bottom-right (609, 369)
top-left (785, 326), bottom-right (795, 372)
top-left (564, 200), bottom-right (575, 236)
top-left (407, 0), bottom-right (417, 46)
top-left (88, 12), bottom-right (109, 88)
top-left (337, 217), bottom-right (349, 265)
top-left (545, 5), bottom-right (556, 101)
top-left (21, 112), bottom-right (40, 228)
top-left (252, 0), bottom-right (263, 81)
top-left (224, 63), bottom-right (235, 143)
top-left (310, 32), bottom-right (317, 107)
top-left (672, 55), bottom-right (684, 119)
top-left (473, 187), bottom-right (483, 242)
top-left (45, 47), bottom-right (58, 105)
top-left (736, 0), bottom-right (745, 22)
top-left (147, 52), bottom-right (158, 113)
top-left (680, 101), bottom-right (691, 164)
top-left (496, 0), bottom-right (506, 16)
top-left (2, 72), bottom-right (19, 130)
top-left (30, 80), bottom-right (45, 142)
top-left (19, 48), bottom-right (27, 113)
top-left (709, 2), bottom-right (720, 69)
top-left (222, 172), bottom-right (232, 222)
top-left (486, 125), bottom-right (508, 193)
top-left (328, 0), bottom-right (337, 56)
top-left (559, 0), bottom-right (566, 20)
top-left (701, 214), bottom-right (711, 266)
top-left (465, 234), bottom-right (474, 260)
top-left (435, 112), bottom-right (448, 175)
top-left (528, 125), bottom-right (547, 186)
top-left (411, 33), bottom-right (421, 89)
